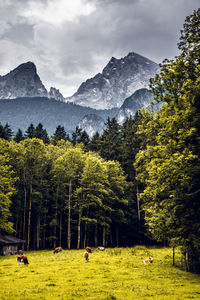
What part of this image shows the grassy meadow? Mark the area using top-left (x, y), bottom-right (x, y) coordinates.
top-left (0, 246), bottom-right (200, 299)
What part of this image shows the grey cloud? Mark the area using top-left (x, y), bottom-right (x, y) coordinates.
top-left (2, 23), bottom-right (34, 45)
top-left (0, 0), bottom-right (199, 97)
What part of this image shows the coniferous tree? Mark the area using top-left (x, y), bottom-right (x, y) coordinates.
top-left (71, 126), bottom-right (82, 146)
top-left (0, 123), bottom-right (8, 140)
top-left (34, 123), bottom-right (50, 143)
top-left (100, 118), bottom-right (122, 162)
top-left (52, 125), bottom-right (67, 144)
top-left (25, 123), bottom-right (35, 139)
top-left (0, 123), bottom-right (13, 140)
top-left (4, 123), bottom-right (13, 140)
top-left (71, 126), bottom-right (90, 146)
top-left (88, 132), bottom-right (101, 152)
top-left (14, 129), bottom-right (24, 142)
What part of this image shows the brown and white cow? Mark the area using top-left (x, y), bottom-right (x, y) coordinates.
top-left (83, 251), bottom-right (89, 262)
top-left (53, 247), bottom-right (63, 254)
top-left (143, 257), bottom-right (153, 264)
top-left (17, 255), bottom-right (29, 265)
top-left (85, 246), bottom-right (92, 253)
top-left (97, 246), bottom-right (105, 251)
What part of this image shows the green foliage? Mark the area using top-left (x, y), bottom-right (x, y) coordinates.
top-left (100, 117), bottom-right (122, 162)
top-left (135, 9), bottom-right (200, 272)
top-left (0, 139), bottom-right (16, 233)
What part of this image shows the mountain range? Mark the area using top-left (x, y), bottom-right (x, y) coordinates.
top-left (66, 52), bottom-right (158, 110)
top-left (0, 52), bottom-right (159, 136)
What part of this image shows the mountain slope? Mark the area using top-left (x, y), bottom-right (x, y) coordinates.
top-left (0, 62), bottom-right (65, 101)
top-left (78, 114), bottom-right (105, 137)
top-left (117, 88), bottom-right (153, 123)
top-left (66, 52), bottom-right (159, 109)
top-left (0, 97), bottom-right (118, 136)
top-left (0, 62), bottom-right (48, 99)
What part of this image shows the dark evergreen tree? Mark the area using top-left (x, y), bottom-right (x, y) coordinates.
top-left (71, 126), bottom-right (90, 146)
top-left (25, 123), bottom-right (35, 139)
top-left (71, 126), bottom-right (82, 146)
top-left (120, 114), bottom-right (143, 181)
top-left (14, 129), bottom-right (24, 142)
top-left (88, 132), bottom-right (101, 152)
top-left (0, 123), bottom-right (8, 140)
top-left (100, 118), bottom-right (122, 162)
top-left (34, 123), bottom-right (50, 143)
top-left (4, 123), bottom-right (13, 140)
top-left (78, 130), bottom-right (90, 147)
top-left (52, 125), bottom-right (67, 144)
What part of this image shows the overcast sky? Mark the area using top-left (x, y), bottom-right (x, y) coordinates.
top-left (0, 0), bottom-right (199, 97)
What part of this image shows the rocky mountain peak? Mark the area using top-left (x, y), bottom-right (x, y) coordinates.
top-left (49, 87), bottom-right (65, 102)
top-left (66, 52), bottom-right (159, 109)
top-left (0, 62), bottom-right (48, 99)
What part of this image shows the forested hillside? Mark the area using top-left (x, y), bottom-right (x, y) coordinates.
top-left (0, 9), bottom-right (200, 274)
top-left (0, 97), bottom-right (118, 135)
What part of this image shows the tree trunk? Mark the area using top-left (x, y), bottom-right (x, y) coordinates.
top-left (116, 226), bottom-right (119, 247)
top-left (84, 222), bottom-right (87, 249)
top-left (59, 211), bottom-right (62, 247)
top-left (54, 188), bottom-right (58, 247)
top-left (136, 172), bottom-right (140, 221)
top-left (27, 181), bottom-right (32, 250)
top-left (185, 250), bottom-right (189, 272)
top-left (103, 226), bottom-right (106, 247)
top-left (77, 209), bottom-right (82, 249)
top-left (22, 176), bottom-right (27, 241)
top-left (19, 217), bottom-right (23, 240)
top-left (95, 223), bottom-right (98, 247)
top-left (173, 246), bottom-right (175, 266)
top-left (110, 229), bottom-right (113, 247)
top-left (43, 208), bottom-right (47, 249)
top-left (67, 180), bottom-right (72, 249)
top-left (36, 214), bottom-right (40, 249)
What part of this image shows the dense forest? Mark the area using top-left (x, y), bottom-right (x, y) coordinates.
top-left (0, 9), bottom-right (200, 273)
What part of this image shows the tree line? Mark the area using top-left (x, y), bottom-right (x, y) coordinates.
top-left (0, 128), bottom-right (142, 250)
top-left (0, 9), bottom-right (200, 273)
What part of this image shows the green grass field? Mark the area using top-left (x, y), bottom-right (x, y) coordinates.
top-left (0, 246), bottom-right (200, 299)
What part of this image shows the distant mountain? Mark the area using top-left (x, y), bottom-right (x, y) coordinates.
top-left (0, 62), bottom-right (65, 101)
top-left (49, 87), bottom-right (65, 102)
top-left (0, 53), bottom-right (159, 137)
top-left (117, 88), bottom-right (153, 123)
top-left (0, 97), bottom-right (118, 136)
top-left (0, 62), bottom-right (48, 99)
top-left (66, 52), bottom-right (159, 109)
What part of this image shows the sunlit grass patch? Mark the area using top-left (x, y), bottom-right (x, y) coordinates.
top-left (0, 247), bottom-right (200, 299)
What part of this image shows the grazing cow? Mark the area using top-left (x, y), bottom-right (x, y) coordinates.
top-left (97, 246), bottom-right (105, 251)
top-left (85, 246), bottom-right (92, 253)
top-left (53, 247), bottom-right (62, 254)
top-left (17, 255), bottom-right (29, 265)
top-left (83, 251), bottom-right (89, 262)
top-left (143, 257), bottom-right (153, 264)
